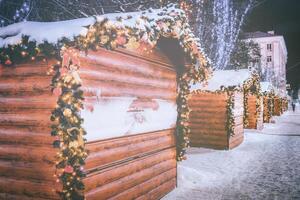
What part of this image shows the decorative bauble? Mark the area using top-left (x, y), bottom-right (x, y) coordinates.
top-left (53, 87), bottom-right (62, 96)
top-left (116, 35), bottom-right (127, 46)
top-left (4, 59), bottom-right (12, 65)
top-left (64, 165), bottom-right (74, 173)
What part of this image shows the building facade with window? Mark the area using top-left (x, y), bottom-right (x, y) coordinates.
top-left (243, 31), bottom-right (288, 96)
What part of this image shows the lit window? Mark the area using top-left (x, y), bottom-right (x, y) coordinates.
top-left (267, 43), bottom-right (272, 51)
top-left (267, 56), bottom-right (272, 62)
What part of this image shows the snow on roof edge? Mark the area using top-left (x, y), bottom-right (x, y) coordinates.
top-left (191, 69), bottom-right (252, 92)
top-left (0, 5), bottom-right (192, 49)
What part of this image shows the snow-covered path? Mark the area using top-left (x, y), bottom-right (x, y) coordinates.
top-left (163, 109), bottom-right (300, 200)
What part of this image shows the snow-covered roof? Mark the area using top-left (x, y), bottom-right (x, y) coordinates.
top-left (260, 82), bottom-right (273, 93)
top-left (0, 5), bottom-right (195, 48)
top-left (191, 69), bottom-right (252, 92)
top-left (0, 17), bottom-right (96, 47)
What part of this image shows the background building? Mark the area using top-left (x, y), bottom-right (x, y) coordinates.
top-left (243, 31), bottom-right (288, 96)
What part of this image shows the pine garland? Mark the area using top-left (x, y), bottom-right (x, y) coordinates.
top-left (49, 60), bottom-right (88, 200)
top-left (226, 88), bottom-right (237, 137)
top-left (243, 73), bottom-right (261, 127)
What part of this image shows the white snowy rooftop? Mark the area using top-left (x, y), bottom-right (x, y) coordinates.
top-left (191, 69), bottom-right (252, 91)
top-left (260, 82), bottom-right (273, 93)
top-left (0, 5), bottom-right (186, 48)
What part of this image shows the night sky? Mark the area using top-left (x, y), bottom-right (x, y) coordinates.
top-left (244, 0), bottom-right (300, 91)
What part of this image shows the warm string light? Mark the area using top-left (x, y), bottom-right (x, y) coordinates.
top-left (243, 73), bottom-right (261, 127)
top-left (49, 60), bottom-right (87, 200)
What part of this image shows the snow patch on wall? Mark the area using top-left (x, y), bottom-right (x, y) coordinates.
top-left (81, 97), bottom-right (177, 141)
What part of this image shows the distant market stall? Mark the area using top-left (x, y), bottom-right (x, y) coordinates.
top-left (0, 5), bottom-right (211, 200)
top-left (243, 73), bottom-right (263, 130)
top-left (261, 82), bottom-right (275, 123)
top-left (188, 70), bottom-right (248, 150)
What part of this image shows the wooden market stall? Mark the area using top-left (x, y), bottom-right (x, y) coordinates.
top-left (243, 73), bottom-right (263, 130)
top-left (0, 5), bottom-right (210, 200)
top-left (261, 82), bottom-right (275, 123)
top-left (188, 70), bottom-right (247, 150)
top-left (274, 96), bottom-right (286, 116)
top-left (282, 97), bottom-right (288, 112)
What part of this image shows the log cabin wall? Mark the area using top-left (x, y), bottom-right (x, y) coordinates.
top-left (228, 91), bottom-right (244, 149)
top-left (263, 96), bottom-right (271, 123)
top-left (0, 60), bottom-right (61, 199)
top-left (246, 95), bottom-right (263, 130)
top-left (188, 91), bottom-right (244, 150)
top-left (274, 97), bottom-right (282, 116)
top-left (257, 96), bottom-right (264, 130)
top-left (74, 46), bottom-right (178, 200)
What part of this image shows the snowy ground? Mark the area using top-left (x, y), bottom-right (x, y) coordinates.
top-left (163, 108), bottom-right (300, 200)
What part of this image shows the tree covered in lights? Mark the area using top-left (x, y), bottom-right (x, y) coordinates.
top-left (227, 39), bottom-right (261, 71)
top-left (0, 0), bottom-right (182, 25)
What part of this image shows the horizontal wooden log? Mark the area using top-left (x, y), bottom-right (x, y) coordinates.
top-left (0, 96), bottom-right (56, 111)
top-left (0, 75), bottom-right (52, 91)
top-left (190, 133), bottom-right (227, 142)
top-left (0, 111), bottom-right (52, 127)
top-left (190, 128), bottom-right (227, 136)
top-left (190, 118), bottom-right (227, 129)
top-left (0, 177), bottom-right (60, 199)
top-left (79, 66), bottom-right (176, 89)
top-left (188, 99), bottom-right (227, 106)
top-left (0, 193), bottom-right (51, 200)
top-left (0, 160), bottom-right (55, 181)
top-left (115, 47), bottom-right (175, 68)
top-left (190, 123), bottom-right (226, 131)
top-left (190, 111), bottom-right (227, 119)
top-left (135, 178), bottom-right (176, 200)
top-left (79, 49), bottom-right (176, 80)
top-left (85, 129), bottom-right (175, 171)
top-left (190, 140), bottom-right (228, 150)
top-left (0, 144), bottom-right (56, 163)
top-left (0, 128), bottom-right (53, 145)
top-left (229, 134), bottom-right (244, 149)
top-left (106, 168), bottom-right (176, 200)
top-left (0, 60), bottom-right (57, 77)
top-left (84, 148), bottom-right (175, 192)
top-left (85, 159), bottom-right (175, 199)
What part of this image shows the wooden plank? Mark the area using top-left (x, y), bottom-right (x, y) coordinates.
top-left (85, 157), bottom-right (176, 199)
top-left (0, 144), bottom-right (56, 163)
top-left (135, 178), bottom-right (176, 200)
top-left (84, 148), bottom-right (175, 192)
top-left (79, 50), bottom-right (176, 80)
top-left (0, 160), bottom-right (55, 181)
top-left (106, 168), bottom-right (176, 200)
top-left (0, 177), bottom-right (60, 199)
top-left (85, 129), bottom-right (175, 171)
top-left (0, 127), bottom-right (53, 145)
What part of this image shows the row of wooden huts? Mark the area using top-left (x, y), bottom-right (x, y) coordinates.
top-left (188, 71), bottom-right (288, 150)
top-left (0, 4), bottom-right (288, 200)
